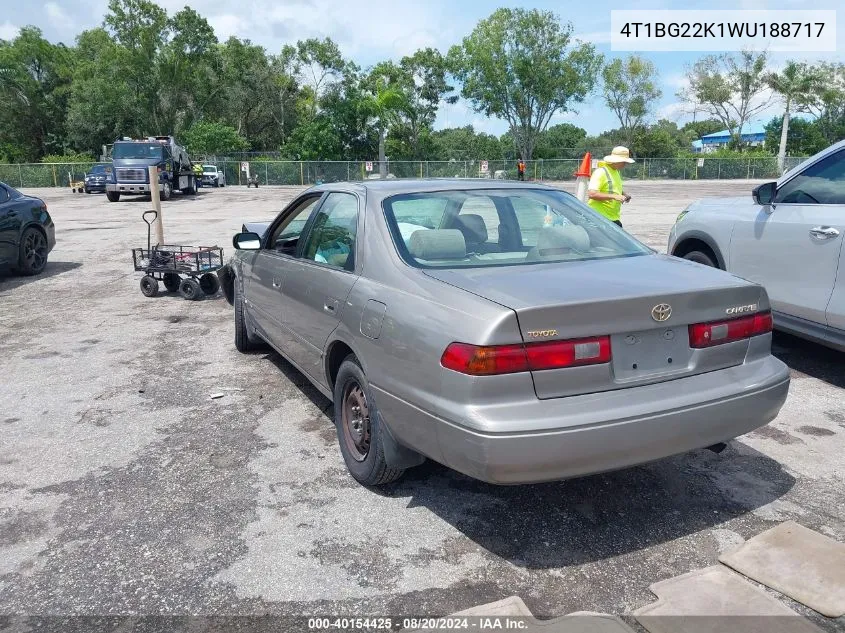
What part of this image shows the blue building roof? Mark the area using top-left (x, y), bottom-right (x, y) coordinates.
top-left (701, 123), bottom-right (767, 142)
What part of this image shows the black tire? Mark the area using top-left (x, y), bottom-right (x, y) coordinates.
top-left (163, 273), bottom-right (181, 292)
top-left (234, 281), bottom-right (263, 352)
top-left (85, 187), bottom-right (91, 194)
top-left (140, 275), bottom-right (159, 297)
top-left (333, 356), bottom-right (405, 486)
top-left (160, 181), bottom-right (172, 201)
top-left (18, 227), bottom-right (49, 276)
top-left (179, 277), bottom-right (202, 300)
top-left (181, 177), bottom-right (196, 195)
top-left (106, 191), bottom-right (120, 202)
top-left (683, 250), bottom-right (717, 268)
top-left (199, 272), bottom-right (220, 295)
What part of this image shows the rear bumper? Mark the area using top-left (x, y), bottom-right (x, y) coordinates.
top-left (375, 356), bottom-right (790, 484)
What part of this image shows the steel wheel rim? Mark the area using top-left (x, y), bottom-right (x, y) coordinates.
top-left (341, 381), bottom-right (371, 461)
top-left (24, 231), bottom-right (46, 269)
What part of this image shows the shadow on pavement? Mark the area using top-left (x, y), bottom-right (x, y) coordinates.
top-left (772, 331), bottom-right (845, 389)
top-left (0, 261), bottom-right (82, 292)
top-left (381, 443), bottom-right (794, 569)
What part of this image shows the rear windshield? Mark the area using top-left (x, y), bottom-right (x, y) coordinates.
top-left (383, 188), bottom-right (651, 268)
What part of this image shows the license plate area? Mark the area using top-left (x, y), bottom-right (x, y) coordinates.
top-left (612, 326), bottom-right (692, 382)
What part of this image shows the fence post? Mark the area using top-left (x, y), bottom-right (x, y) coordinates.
top-left (747, 159), bottom-right (750, 180)
top-left (18, 164), bottom-right (23, 188)
top-left (300, 162), bottom-right (304, 186)
top-left (361, 162), bottom-right (365, 181)
top-left (52, 165), bottom-right (57, 187)
top-left (718, 162), bottom-right (721, 179)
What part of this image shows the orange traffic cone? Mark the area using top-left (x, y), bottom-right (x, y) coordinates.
top-left (574, 152), bottom-right (592, 178)
top-left (574, 152), bottom-right (592, 202)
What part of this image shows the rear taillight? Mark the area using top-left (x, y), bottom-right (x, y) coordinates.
top-left (689, 311), bottom-right (773, 348)
top-left (441, 336), bottom-right (611, 376)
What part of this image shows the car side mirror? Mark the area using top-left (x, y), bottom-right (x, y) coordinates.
top-left (753, 181), bottom-right (777, 210)
top-left (233, 231), bottom-right (261, 250)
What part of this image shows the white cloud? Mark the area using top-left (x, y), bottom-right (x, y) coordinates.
top-left (0, 21), bottom-right (19, 40)
top-left (206, 13), bottom-right (247, 41)
top-left (45, 2), bottom-right (72, 29)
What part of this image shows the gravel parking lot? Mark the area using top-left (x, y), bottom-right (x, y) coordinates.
top-left (1, 181), bottom-right (843, 627)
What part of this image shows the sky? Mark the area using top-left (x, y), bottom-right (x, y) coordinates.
top-left (1, 0), bottom-right (842, 137)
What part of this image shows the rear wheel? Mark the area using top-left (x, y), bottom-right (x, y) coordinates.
top-left (334, 356), bottom-right (405, 486)
top-left (18, 227), bottom-right (49, 275)
top-left (140, 275), bottom-right (159, 297)
top-left (179, 277), bottom-right (202, 300)
top-left (160, 181), bottom-right (172, 201)
top-left (106, 191), bottom-right (120, 202)
top-left (163, 273), bottom-right (181, 292)
top-left (683, 250), bottom-right (716, 267)
top-left (181, 177), bottom-right (196, 195)
top-left (199, 272), bottom-right (220, 295)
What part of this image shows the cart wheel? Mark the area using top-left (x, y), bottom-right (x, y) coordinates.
top-left (179, 278), bottom-right (202, 301)
top-left (199, 273), bottom-right (220, 296)
top-left (140, 275), bottom-right (159, 297)
top-left (163, 273), bottom-right (181, 293)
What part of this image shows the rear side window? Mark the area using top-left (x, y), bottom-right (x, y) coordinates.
top-left (383, 189), bottom-right (650, 268)
top-left (0, 186), bottom-right (9, 203)
top-left (302, 192), bottom-right (359, 271)
top-left (776, 149), bottom-right (845, 205)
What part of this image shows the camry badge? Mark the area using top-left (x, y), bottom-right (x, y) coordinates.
top-left (651, 304), bottom-right (672, 322)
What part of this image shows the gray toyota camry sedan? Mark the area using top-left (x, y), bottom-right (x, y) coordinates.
top-left (222, 179), bottom-right (790, 486)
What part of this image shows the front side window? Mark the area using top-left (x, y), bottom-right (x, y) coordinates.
top-left (302, 192), bottom-right (359, 271)
top-left (0, 186), bottom-right (9, 204)
top-left (383, 189), bottom-right (650, 268)
top-left (267, 195), bottom-right (322, 254)
top-left (775, 149), bottom-right (845, 205)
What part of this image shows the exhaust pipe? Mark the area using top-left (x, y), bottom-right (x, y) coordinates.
top-left (706, 442), bottom-right (728, 454)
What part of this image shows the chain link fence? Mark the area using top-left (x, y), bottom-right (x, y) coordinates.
top-left (2, 156), bottom-right (807, 189)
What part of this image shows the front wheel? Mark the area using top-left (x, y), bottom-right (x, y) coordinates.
top-left (683, 250), bottom-right (717, 268)
top-left (234, 282), bottom-right (263, 352)
top-left (179, 277), bottom-right (202, 300)
top-left (199, 272), bottom-right (219, 295)
top-left (106, 191), bottom-right (120, 202)
top-left (163, 273), bottom-right (181, 292)
top-left (140, 275), bottom-right (159, 297)
top-left (160, 181), bottom-right (172, 201)
top-left (333, 356), bottom-right (405, 486)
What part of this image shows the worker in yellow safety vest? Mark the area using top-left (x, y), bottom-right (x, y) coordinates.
top-left (587, 146), bottom-right (634, 228)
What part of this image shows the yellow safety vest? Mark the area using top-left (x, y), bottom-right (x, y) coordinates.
top-left (587, 162), bottom-right (624, 222)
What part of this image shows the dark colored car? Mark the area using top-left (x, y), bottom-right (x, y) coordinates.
top-left (84, 164), bottom-right (110, 193)
top-left (0, 182), bottom-right (56, 276)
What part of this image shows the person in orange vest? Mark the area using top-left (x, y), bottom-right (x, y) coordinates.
top-left (587, 146), bottom-right (634, 228)
top-left (517, 159), bottom-right (526, 181)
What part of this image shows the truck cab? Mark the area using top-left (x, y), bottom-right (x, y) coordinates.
top-left (106, 136), bottom-right (197, 202)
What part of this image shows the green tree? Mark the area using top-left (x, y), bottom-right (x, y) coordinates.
top-left (182, 120), bottom-right (248, 156)
top-left (601, 55), bottom-right (661, 151)
top-left (764, 61), bottom-right (817, 173)
top-left (680, 50), bottom-right (770, 150)
top-left (448, 8), bottom-right (601, 160)
top-left (361, 70), bottom-right (409, 176)
top-left (0, 27), bottom-right (75, 161)
top-left (432, 126), bottom-right (502, 160)
top-left (534, 123), bottom-right (587, 158)
top-left (283, 37), bottom-right (345, 118)
top-left (799, 62), bottom-right (845, 145)
top-left (680, 118), bottom-right (724, 140)
top-left (763, 116), bottom-right (826, 157)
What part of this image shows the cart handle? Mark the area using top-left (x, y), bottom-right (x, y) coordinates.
top-left (142, 210), bottom-right (158, 226)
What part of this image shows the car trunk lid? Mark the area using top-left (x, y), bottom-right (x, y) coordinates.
top-left (424, 254), bottom-right (767, 398)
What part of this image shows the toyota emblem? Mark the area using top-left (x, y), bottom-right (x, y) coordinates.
top-left (651, 303), bottom-right (672, 322)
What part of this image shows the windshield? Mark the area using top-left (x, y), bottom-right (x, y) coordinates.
top-left (383, 188), bottom-right (651, 268)
top-left (112, 143), bottom-right (166, 160)
top-left (203, 165), bottom-right (217, 173)
top-left (90, 165), bottom-right (107, 174)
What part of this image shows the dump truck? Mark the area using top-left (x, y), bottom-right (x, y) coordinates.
top-left (106, 136), bottom-right (197, 202)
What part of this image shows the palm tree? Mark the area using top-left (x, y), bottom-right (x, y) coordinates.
top-left (362, 74), bottom-right (408, 179)
top-left (765, 62), bottom-right (817, 174)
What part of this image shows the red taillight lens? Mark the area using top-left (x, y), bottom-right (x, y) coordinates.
top-left (441, 336), bottom-right (611, 376)
top-left (689, 311), bottom-right (773, 348)
top-left (525, 337), bottom-right (611, 370)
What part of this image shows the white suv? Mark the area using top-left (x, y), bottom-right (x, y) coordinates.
top-left (668, 140), bottom-right (845, 351)
top-left (201, 165), bottom-right (225, 188)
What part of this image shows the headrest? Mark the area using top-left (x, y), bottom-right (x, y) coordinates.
top-left (454, 214), bottom-right (488, 244)
top-left (536, 225), bottom-right (591, 255)
top-left (409, 229), bottom-right (467, 261)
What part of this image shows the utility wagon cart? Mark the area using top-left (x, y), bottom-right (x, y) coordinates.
top-left (132, 210), bottom-right (224, 300)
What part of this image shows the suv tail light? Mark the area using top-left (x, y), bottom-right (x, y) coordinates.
top-left (689, 311), bottom-right (773, 348)
top-left (441, 337), bottom-right (611, 376)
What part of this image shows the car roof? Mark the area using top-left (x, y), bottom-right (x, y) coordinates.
top-left (309, 178), bottom-right (560, 196)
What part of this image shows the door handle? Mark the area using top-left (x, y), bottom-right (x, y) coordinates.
top-left (272, 278), bottom-right (281, 288)
top-left (324, 298), bottom-right (339, 314)
top-left (809, 226), bottom-right (840, 239)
